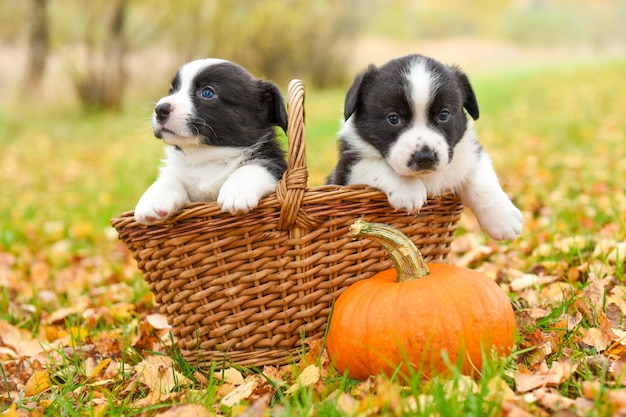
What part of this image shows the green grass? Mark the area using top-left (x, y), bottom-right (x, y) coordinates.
top-left (1, 59), bottom-right (625, 416)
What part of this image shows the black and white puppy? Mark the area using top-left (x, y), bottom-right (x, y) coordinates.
top-left (134, 58), bottom-right (288, 224)
top-left (327, 54), bottom-right (523, 240)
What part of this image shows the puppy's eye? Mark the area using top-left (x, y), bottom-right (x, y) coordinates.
top-left (438, 110), bottom-right (450, 122)
top-left (200, 87), bottom-right (216, 99)
top-left (387, 113), bottom-right (401, 126)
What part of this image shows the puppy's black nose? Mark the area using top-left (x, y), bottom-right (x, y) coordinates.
top-left (410, 147), bottom-right (438, 170)
top-left (155, 103), bottom-right (172, 123)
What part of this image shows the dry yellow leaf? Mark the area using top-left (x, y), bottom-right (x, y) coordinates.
top-left (3, 403), bottom-right (18, 417)
top-left (285, 364), bottom-right (320, 395)
top-left (0, 320), bottom-right (45, 358)
top-left (213, 367), bottom-right (244, 385)
top-left (90, 357), bottom-right (112, 379)
top-left (335, 392), bottom-right (360, 415)
top-left (154, 404), bottom-right (213, 417)
top-left (146, 313), bottom-right (171, 330)
top-left (135, 355), bottom-right (193, 394)
top-left (220, 379), bottom-right (258, 407)
top-left (69, 326), bottom-right (89, 343)
top-left (25, 369), bottom-right (50, 396)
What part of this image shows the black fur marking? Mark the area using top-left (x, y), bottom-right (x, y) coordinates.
top-left (175, 61), bottom-right (289, 180)
top-left (345, 61), bottom-right (415, 159)
top-left (186, 62), bottom-right (287, 148)
top-left (451, 66), bottom-right (479, 120)
top-left (169, 71), bottom-right (181, 95)
top-left (327, 140), bottom-right (359, 184)
top-left (242, 132), bottom-right (288, 180)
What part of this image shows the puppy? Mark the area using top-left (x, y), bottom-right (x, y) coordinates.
top-left (134, 58), bottom-right (288, 224)
top-left (327, 54), bottom-right (523, 240)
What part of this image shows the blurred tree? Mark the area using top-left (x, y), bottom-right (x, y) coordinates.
top-left (68, 0), bottom-right (128, 110)
top-left (132, 0), bottom-right (361, 88)
top-left (231, 0), bottom-right (361, 87)
top-left (23, 0), bottom-right (49, 93)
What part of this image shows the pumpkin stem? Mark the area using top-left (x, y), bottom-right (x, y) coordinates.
top-left (350, 219), bottom-right (430, 281)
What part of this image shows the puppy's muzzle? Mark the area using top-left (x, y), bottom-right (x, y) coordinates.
top-left (409, 147), bottom-right (439, 171)
top-left (155, 102), bottom-right (173, 124)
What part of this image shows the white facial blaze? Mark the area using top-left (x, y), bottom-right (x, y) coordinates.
top-left (386, 58), bottom-right (449, 177)
top-left (178, 58), bottom-right (227, 94)
top-left (406, 59), bottom-right (438, 125)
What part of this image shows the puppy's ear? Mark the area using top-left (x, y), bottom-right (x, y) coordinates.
top-left (344, 64), bottom-right (377, 121)
top-left (452, 66), bottom-right (480, 120)
top-left (261, 81), bottom-right (288, 132)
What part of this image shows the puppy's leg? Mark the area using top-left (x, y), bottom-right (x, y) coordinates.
top-left (351, 160), bottom-right (428, 213)
top-left (134, 177), bottom-right (190, 224)
top-left (459, 154), bottom-right (523, 240)
top-left (217, 165), bottom-right (277, 214)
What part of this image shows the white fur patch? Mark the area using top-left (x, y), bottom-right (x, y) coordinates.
top-left (405, 58), bottom-right (440, 123)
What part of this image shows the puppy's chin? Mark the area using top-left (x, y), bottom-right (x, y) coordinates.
top-left (154, 128), bottom-right (200, 146)
top-left (386, 154), bottom-right (446, 178)
top-left (390, 165), bottom-right (440, 178)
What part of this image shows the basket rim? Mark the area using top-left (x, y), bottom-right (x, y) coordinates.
top-left (111, 184), bottom-right (461, 231)
top-left (111, 79), bottom-right (462, 231)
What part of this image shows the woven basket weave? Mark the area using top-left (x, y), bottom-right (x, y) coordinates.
top-left (111, 79), bottom-right (463, 369)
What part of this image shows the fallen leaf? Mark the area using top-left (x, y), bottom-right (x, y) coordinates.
top-left (154, 404), bottom-right (212, 417)
top-left (501, 399), bottom-right (536, 417)
top-left (236, 393), bottom-right (272, 417)
top-left (135, 355), bottom-right (193, 394)
top-left (89, 358), bottom-right (112, 379)
top-left (485, 376), bottom-right (516, 401)
top-left (533, 387), bottom-right (575, 411)
top-left (514, 372), bottom-right (550, 393)
top-left (213, 367), bottom-right (244, 385)
top-left (514, 359), bottom-right (574, 392)
top-left (611, 357), bottom-right (626, 385)
top-left (578, 279), bottom-right (605, 322)
top-left (146, 313), bottom-right (171, 330)
top-left (24, 369), bottom-right (50, 396)
top-left (579, 312), bottom-right (617, 352)
top-left (220, 379), bottom-right (258, 407)
top-left (0, 320), bottom-right (46, 357)
top-left (301, 338), bottom-right (325, 368)
top-left (3, 402), bottom-right (18, 417)
top-left (285, 364), bottom-right (320, 395)
top-left (510, 274), bottom-right (541, 291)
top-left (606, 286), bottom-right (626, 312)
top-left (43, 301), bottom-right (90, 325)
top-left (607, 242), bottom-right (626, 264)
top-left (260, 366), bottom-right (286, 387)
top-left (581, 381), bottom-right (626, 408)
top-left (335, 392), bottom-right (360, 415)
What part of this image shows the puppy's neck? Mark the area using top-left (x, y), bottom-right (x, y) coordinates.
top-left (166, 144), bottom-right (247, 167)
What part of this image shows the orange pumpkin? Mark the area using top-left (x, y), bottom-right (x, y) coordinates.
top-left (326, 220), bottom-right (516, 380)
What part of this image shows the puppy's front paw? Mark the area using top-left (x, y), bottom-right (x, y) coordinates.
top-left (134, 193), bottom-right (185, 225)
top-left (217, 181), bottom-right (261, 215)
top-left (386, 184), bottom-right (428, 214)
top-left (478, 202), bottom-right (524, 240)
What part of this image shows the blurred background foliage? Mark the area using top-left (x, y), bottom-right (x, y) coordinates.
top-left (1, 0), bottom-right (624, 110)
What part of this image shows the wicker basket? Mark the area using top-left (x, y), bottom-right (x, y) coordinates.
top-left (111, 79), bottom-right (463, 369)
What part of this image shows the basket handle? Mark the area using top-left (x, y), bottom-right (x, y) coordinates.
top-left (276, 80), bottom-right (320, 230)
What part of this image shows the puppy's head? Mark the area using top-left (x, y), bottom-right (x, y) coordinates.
top-left (344, 54), bottom-right (479, 177)
top-left (152, 58), bottom-right (287, 148)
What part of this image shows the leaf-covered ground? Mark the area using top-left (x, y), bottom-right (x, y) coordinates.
top-left (1, 61), bottom-right (625, 416)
